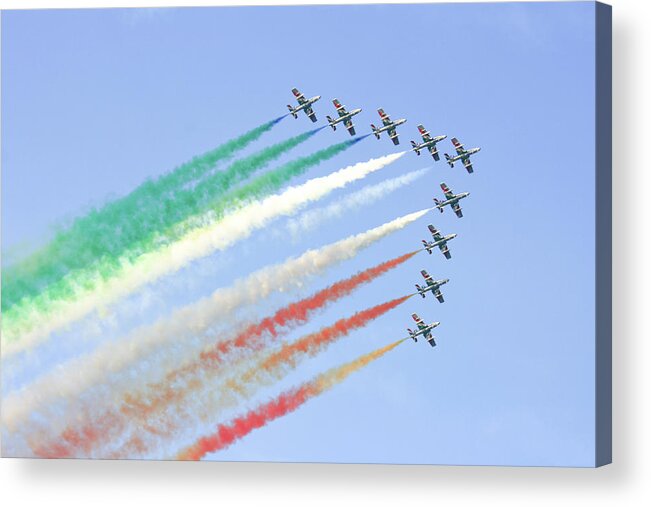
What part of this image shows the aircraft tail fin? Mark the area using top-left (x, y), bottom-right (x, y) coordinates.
top-left (287, 105), bottom-right (298, 119)
top-left (411, 140), bottom-right (420, 154)
top-left (415, 284), bottom-right (426, 297)
top-left (422, 240), bottom-right (432, 254)
top-left (326, 115), bottom-right (336, 130)
top-left (371, 124), bottom-right (381, 139)
top-left (433, 198), bottom-right (444, 213)
top-left (444, 153), bottom-right (454, 167)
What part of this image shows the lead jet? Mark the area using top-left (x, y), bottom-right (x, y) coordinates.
top-left (287, 88), bottom-right (321, 123)
top-left (422, 224), bottom-right (457, 259)
top-left (444, 137), bottom-right (481, 173)
top-left (410, 125), bottom-right (447, 161)
top-left (370, 108), bottom-right (406, 145)
top-left (434, 182), bottom-right (470, 218)
top-left (406, 313), bottom-right (440, 347)
top-left (415, 270), bottom-right (449, 303)
top-left (326, 99), bottom-right (362, 136)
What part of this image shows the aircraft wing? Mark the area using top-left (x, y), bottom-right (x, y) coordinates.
top-left (434, 288), bottom-right (445, 303)
top-left (333, 99), bottom-right (348, 117)
top-left (452, 201), bottom-right (463, 218)
top-left (292, 88), bottom-right (308, 105)
top-left (421, 269), bottom-right (435, 286)
top-left (463, 157), bottom-right (474, 174)
top-left (439, 243), bottom-right (451, 259)
top-left (428, 144), bottom-right (441, 161)
top-left (422, 328), bottom-right (432, 340)
top-left (378, 108), bottom-right (393, 126)
top-left (412, 313), bottom-right (426, 329)
top-left (344, 118), bottom-right (356, 136)
top-left (451, 137), bottom-right (465, 155)
top-left (428, 224), bottom-right (443, 242)
top-left (418, 124), bottom-right (432, 142)
top-left (304, 105), bottom-right (317, 123)
top-left (388, 127), bottom-right (400, 145)
top-left (440, 182), bottom-right (455, 200)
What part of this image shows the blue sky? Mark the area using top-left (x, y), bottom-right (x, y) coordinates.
top-left (1, 2), bottom-right (597, 466)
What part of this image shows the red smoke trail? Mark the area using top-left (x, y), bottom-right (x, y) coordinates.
top-left (32, 252), bottom-right (417, 458)
top-left (232, 295), bottom-right (412, 392)
top-left (177, 338), bottom-right (407, 460)
top-left (116, 296), bottom-right (412, 458)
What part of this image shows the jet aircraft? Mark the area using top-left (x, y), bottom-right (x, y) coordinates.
top-left (444, 137), bottom-right (481, 173)
top-left (434, 182), bottom-right (470, 218)
top-left (326, 99), bottom-right (362, 136)
top-left (410, 125), bottom-right (447, 161)
top-left (422, 224), bottom-right (457, 259)
top-left (406, 313), bottom-right (440, 347)
top-left (415, 270), bottom-right (449, 303)
top-left (287, 88), bottom-right (321, 123)
top-left (371, 108), bottom-right (406, 145)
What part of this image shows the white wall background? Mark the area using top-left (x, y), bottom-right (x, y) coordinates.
top-left (1, 0), bottom-right (648, 505)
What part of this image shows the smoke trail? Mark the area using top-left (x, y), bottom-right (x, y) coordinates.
top-left (2, 209), bottom-right (429, 431)
top-left (35, 252), bottom-right (418, 457)
top-left (2, 128), bottom-right (320, 349)
top-left (1, 117), bottom-right (283, 313)
top-left (2, 148), bottom-right (398, 356)
top-left (177, 338), bottom-right (408, 460)
top-left (285, 167), bottom-right (429, 240)
top-left (115, 295), bottom-right (410, 459)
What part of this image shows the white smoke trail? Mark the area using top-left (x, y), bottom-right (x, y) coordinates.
top-left (3, 152), bottom-right (406, 358)
top-left (285, 167), bottom-right (429, 241)
top-left (2, 208), bottom-right (430, 432)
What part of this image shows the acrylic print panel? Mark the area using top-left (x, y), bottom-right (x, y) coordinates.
top-left (1, 2), bottom-right (611, 466)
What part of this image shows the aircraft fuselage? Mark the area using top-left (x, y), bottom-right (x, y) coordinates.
top-left (450, 147), bottom-right (481, 161)
top-left (291, 95), bottom-right (321, 114)
top-left (329, 108), bottom-right (362, 125)
top-left (377, 118), bottom-right (406, 133)
top-left (417, 278), bottom-right (449, 297)
top-left (436, 193), bottom-right (470, 209)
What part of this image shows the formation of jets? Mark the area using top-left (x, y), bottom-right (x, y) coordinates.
top-left (285, 87), bottom-right (484, 351)
top-left (286, 88), bottom-right (482, 171)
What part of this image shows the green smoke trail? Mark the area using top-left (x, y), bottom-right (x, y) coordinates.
top-left (1, 117), bottom-right (289, 312)
top-left (1, 135), bottom-right (363, 345)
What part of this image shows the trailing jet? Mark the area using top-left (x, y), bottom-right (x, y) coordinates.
top-left (287, 88), bottom-right (321, 123)
top-left (406, 313), bottom-right (440, 347)
top-left (434, 182), bottom-right (470, 218)
top-left (410, 125), bottom-right (447, 161)
top-left (444, 137), bottom-right (481, 173)
top-left (371, 108), bottom-right (406, 145)
top-left (415, 270), bottom-right (449, 303)
top-left (326, 99), bottom-right (362, 136)
top-left (422, 224), bottom-right (457, 259)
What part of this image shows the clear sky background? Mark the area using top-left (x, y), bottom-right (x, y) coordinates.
top-left (1, 2), bottom-right (597, 466)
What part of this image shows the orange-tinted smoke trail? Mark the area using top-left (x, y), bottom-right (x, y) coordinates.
top-left (32, 252), bottom-right (417, 458)
top-left (232, 295), bottom-right (412, 393)
top-left (114, 294), bottom-right (411, 458)
top-left (177, 338), bottom-right (408, 460)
